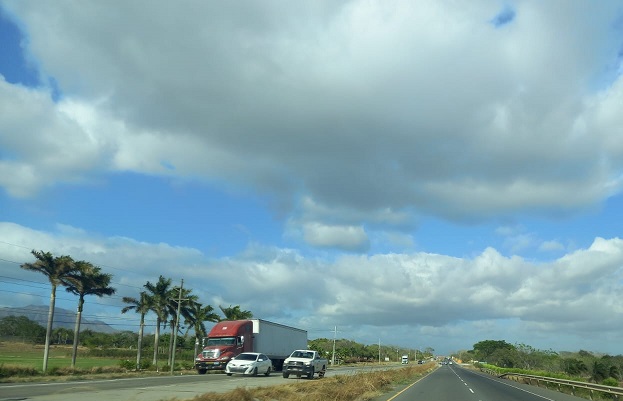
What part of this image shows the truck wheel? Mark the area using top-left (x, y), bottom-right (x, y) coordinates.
top-left (226, 373), bottom-right (232, 376)
top-left (282, 372), bottom-right (289, 378)
top-left (197, 369), bottom-right (207, 375)
top-left (265, 367), bottom-right (271, 376)
top-left (319, 370), bottom-right (325, 378)
top-left (307, 367), bottom-right (315, 379)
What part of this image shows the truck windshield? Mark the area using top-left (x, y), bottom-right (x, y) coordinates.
top-left (206, 337), bottom-right (236, 346)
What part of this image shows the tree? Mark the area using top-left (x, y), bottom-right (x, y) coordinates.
top-left (591, 360), bottom-right (609, 383)
top-left (62, 261), bottom-right (116, 368)
top-left (472, 340), bottom-right (515, 363)
top-left (121, 291), bottom-right (151, 370)
top-left (144, 275), bottom-right (173, 370)
top-left (20, 250), bottom-right (77, 372)
top-left (0, 315), bottom-right (46, 343)
top-left (561, 358), bottom-right (588, 376)
top-left (52, 327), bottom-right (73, 345)
top-left (185, 303), bottom-right (220, 358)
top-left (218, 305), bottom-right (253, 320)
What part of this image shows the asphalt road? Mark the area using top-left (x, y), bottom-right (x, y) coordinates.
top-left (380, 364), bottom-right (589, 401)
top-left (0, 365), bottom-right (394, 401)
top-left (0, 364), bottom-right (594, 401)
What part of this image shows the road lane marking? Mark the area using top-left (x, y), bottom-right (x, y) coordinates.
top-left (383, 370), bottom-right (437, 401)
top-left (467, 368), bottom-right (555, 401)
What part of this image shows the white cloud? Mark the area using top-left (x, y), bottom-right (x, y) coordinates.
top-left (1, 223), bottom-right (622, 353)
top-left (302, 222), bottom-right (370, 251)
top-left (0, 1), bottom-right (621, 230)
top-left (539, 240), bottom-right (565, 252)
top-left (0, 79), bottom-right (109, 197)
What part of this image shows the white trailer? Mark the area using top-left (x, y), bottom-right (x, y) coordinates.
top-left (251, 319), bottom-right (307, 370)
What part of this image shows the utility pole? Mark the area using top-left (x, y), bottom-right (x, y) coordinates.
top-left (170, 279), bottom-right (183, 375)
top-left (331, 326), bottom-right (337, 366)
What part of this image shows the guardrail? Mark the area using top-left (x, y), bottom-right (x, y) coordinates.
top-left (482, 369), bottom-right (623, 400)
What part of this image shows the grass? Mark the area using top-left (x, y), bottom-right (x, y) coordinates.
top-left (180, 364), bottom-right (436, 401)
top-left (0, 341), bottom-right (122, 371)
top-left (0, 341), bottom-right (439, 401)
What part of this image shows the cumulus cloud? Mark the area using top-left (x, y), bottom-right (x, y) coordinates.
top-left (302, 222), bottom-right (370, 252)
top-left (2, 1), bottom-right (623, 353)
top-left (1, 223), bottom-right (621, 352)
top-left (0, 1), bottom-right (622, 239)
top-left (0, 78), bottom-right (109, 197)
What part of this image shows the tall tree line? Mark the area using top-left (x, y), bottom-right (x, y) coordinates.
top-left (121, 276), bottom-right (253, 371)
top-left (20, 250), bottom-right (255, 373)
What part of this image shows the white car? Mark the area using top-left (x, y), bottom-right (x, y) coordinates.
top-left (225, 352), bottom-right (272, 376)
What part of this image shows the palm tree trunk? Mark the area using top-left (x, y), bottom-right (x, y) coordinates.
top-left (153, 318), bottom-right (160, 370)
top-left (167, 323), bottom-right (175, 367)
top-left (71, 296), bottom-right (84, 368)
top-left (136, 313), bottom-right (144, 370)
top-left (194, 336), bottom-right (200, 361)
top-left (43, 284), bottom-right (57, 373)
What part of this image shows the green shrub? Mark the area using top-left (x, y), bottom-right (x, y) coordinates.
top-left (601, 377), bottom-right (619, 387)
top-left (0, 363), bottom-right (40, 378)
top-left (118, 359), bottom-right (136, 370)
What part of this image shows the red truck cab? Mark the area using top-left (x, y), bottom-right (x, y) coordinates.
top-left (194, 320), bottom-right (253, 374)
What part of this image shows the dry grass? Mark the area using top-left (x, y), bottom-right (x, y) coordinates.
top-left (183, 364), bottom-right (434, 401)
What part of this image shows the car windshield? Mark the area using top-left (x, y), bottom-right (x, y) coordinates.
top-left (236, 353), bottom-right (258, 361)
top-left (292, 351), bottom-right (312, 358)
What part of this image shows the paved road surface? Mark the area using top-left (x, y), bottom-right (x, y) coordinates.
top-left (0, 365), bottom-right (393, 401)
top-left (380, 364), bottom-right (589, 401)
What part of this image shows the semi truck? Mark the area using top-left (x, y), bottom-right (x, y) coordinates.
top-left (194, 319), bottom-right (307, 374)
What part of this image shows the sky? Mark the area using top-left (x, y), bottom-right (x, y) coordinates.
top-left (1, 0), bottom-right (623, 357)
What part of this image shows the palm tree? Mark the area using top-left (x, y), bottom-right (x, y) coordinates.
top-left (62, 261), bottom-right (116, 368)
top-left (20, 250), bottom-right (77, 372)
top-left (121, 291), bottom-right (151, 370)
top-left (185, 303), bottom-right (220, 357)
top-left (165, 286), bottom-right (198, 367)
top-left (144, 275), bottom-right (173, 370)
top-left (218, 305), bottom-right (253, 321)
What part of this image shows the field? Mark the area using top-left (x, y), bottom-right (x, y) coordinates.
top-left (0, 342), bottom-right (123, 369)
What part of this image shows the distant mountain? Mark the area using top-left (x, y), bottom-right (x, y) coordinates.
top-left (0, 305), bottom-right (117, 334)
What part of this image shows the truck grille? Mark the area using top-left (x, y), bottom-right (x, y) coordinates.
top-left (202, 350), bottom-right (218, 358)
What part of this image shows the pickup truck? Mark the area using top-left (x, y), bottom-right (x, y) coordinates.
top-left (282, 349), bottom-right (327, 379)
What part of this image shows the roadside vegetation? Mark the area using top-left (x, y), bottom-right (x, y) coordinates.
top-left (454, 340), bottom-right (622, 388)
top-left (186, 363), bottom-right (435, 401)
top-left (7, 250), bottom-right (431, 379)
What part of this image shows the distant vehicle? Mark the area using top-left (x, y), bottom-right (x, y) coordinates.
top-left (401, 355), bottom-right (409, 364)
top-left (194, 319), bottom-right (307, 374)
top-left (225, 352), bottom-right (272, 376)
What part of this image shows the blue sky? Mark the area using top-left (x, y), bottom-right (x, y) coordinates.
top-left (1, 1), bottom-right (623, 356)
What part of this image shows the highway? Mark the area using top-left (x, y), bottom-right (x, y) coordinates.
top-left (381, 364), bottom-right (588, 401)
top-left (0, 365), bottom-right (391, 401)
top-left (0, 364), bottom-right (591, 401)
